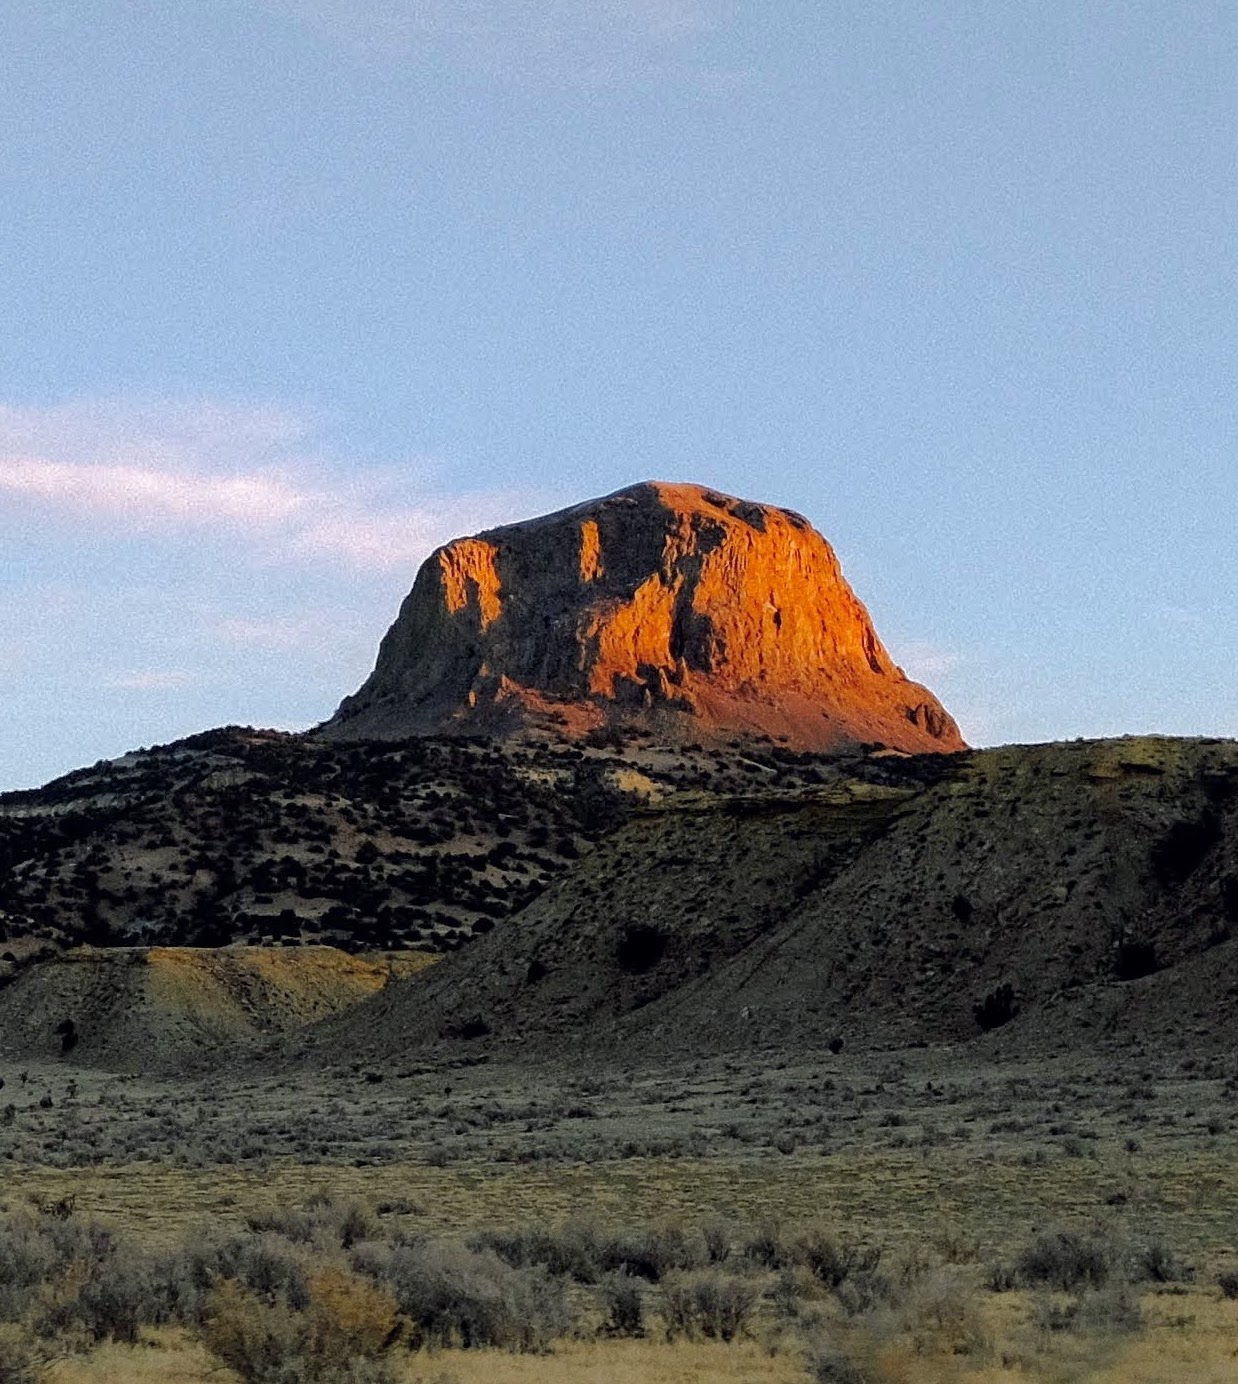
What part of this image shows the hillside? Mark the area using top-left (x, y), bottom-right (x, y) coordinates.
top-left (304, 736), bottom-right (1238, 1064)
top-left (0, 725), bottom-right (854, 963)
top-left (3, 734), bottom-right (1235, 1071)
top-left (0, 945), bottom-right (435, 1072)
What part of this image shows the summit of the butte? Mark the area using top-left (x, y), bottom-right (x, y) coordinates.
top-left (324, 481), bottom-right (965, 754)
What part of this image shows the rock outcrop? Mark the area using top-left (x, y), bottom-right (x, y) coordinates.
top-left (324, 482), bottom-right (964, 753)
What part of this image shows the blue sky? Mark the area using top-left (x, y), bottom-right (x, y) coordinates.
top-left (1, 1), bottom-right (1235, 788)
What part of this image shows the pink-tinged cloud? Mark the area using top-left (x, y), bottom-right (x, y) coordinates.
top-left (0, 457), bottom-right (310, 530)
top-left (0, 399), bottom-right (549, 572)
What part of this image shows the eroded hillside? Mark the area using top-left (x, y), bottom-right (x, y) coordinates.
top-left (307, 736), bottom-right (1238, 1064)
top-left (0, 944), bottom-right (436, 1071)
top-left (6, 731), bottom-right (1237, 1072)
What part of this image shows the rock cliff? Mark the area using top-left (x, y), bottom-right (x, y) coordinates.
top-left (323, 482), bottom-right (964, 753)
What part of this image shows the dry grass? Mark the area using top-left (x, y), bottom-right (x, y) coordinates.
top-left (13, 1042), bottom-right (1238, 1382)
top-left (826, 1289), bottom-right (1238, 1384)
top-left (398, 1339), bottom-right (808, 1383)
top-left (45, 1334), bottom-right (809, 1383)
top-left (38, 1289), bottom-right (1238, 1384)
top-left (9, 1137), bottom-right (1238, 1261)
top-left (44, 1329), bottom-right (225, 1383)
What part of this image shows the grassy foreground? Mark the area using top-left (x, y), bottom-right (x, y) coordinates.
top-left (36, 1291), bottom-right (1238, 1384)
top-left (10, 1133), bottom-right (1238, 1259)
top-left (45, 1334), bottom-right (804, 1383)
top-left (8, 1045), bottom-right (1238, 1381)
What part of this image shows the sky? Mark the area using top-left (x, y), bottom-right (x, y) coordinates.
top-left (1, 1), bottom-right (1236, 789)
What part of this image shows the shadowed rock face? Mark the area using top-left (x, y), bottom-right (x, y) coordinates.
top-left (323, 481), bottom-right (965, 753)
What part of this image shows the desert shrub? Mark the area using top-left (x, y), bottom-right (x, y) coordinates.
top-left (700, 1216), bottom-right (732, 1264)
top-left (246, 1208), bottom-right (319, 1245)
top-left (1015, 1231), bottom-right (1111, 1292)
top-left (36, 1245), bottom-right (160, 1345)
top-left (248, 1199), bottom-right (378, 1253)
top-left (306, 1267), bottom-right (399, 1368)
top-left (188, 1234), bottom-right (312, 1313)
top-left (335, 1205), bottom-right (377, 1252)
top-left (598, 1223), bottom-right (705, 1282)
top-left (769, 1264), bottom-right (823, 1324)
top-left (974, 983), bottom-right (1018, 1031)
top-left (0, 1211), bottom-right (169, 1346)
top-left (984, 1262), bottom-right (1017, 1293)
top-left (1073, 1283), bottom-right (1143, 1335)
top-left (0, 1324), bottom-right (40, 1384)
top-left (805, 1343), bottom-right (871, 1384)
top-left (598, 1271), bottom-right (644, 1336)
top-left (903, 1270), bottom-right (990, 1358)
top-left (202, 1272), bottom-right (398, 1384)
top-left (743, 1222), bottom-right (789, 1270)
top-left (479, 1219), bottom-right (706, 1285)
top-left (1131, 1238), bottom-right (1192, 1284)
top-left (833, 1268), bottom-right (893, 1318)
top-left (932, 1226), bottom-right (981, 1266)
top-left (0, 1214), bottom-right (59, 1321)
top-left (469, 1220), bottom-right (602, 1283)
top-left (1217, 1270), bottom-right (1238, 1300)
top-left (660, 1269), bottom-right (759, 1342)
top-left (201, 1278), bottom-right (311, 1384)
top-left (381, 1240), bottom-right (570, 1351)
top-left (1033, 1283), bottom-right (1142, 1337)
top-left (793, 1226), bottom-right (882, 1292)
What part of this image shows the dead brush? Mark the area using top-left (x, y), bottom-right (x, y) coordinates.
top-left (805, 1336), bottom-right (917, 1384)
top-left (306, 1267), bottom-right (400, 1366)
top-left (793, 1224), bottom-right (883, 1292)
top-left (202, 1267), bottom-right (401, 1384)
top-left (901, 1269), bottom-right (991, 1360)
top-left (659, 1268), bottom-right (761, 1342)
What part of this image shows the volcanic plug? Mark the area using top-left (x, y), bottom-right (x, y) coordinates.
top-left (323, 482), bottom-right (964, 754)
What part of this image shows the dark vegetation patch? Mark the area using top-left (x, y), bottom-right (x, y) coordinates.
top-left (616, 923), bottom-right (669, 975)
top-left (1150, 811), bottom-right (1222, 887)
top-left (0, 728), bottom-right (868, 966)
top-left (1114, 940), bottom-right (1159, 983)
top-left (973, 983), bottom-right (1018, 1032)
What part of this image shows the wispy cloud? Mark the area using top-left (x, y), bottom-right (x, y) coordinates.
top-left (892, 640), bottom-right (961, 681)
top-left (0, 399), bottom-right (542, 572)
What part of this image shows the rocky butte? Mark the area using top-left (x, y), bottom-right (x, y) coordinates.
top-left (323, 481), bottom-right (965, 754)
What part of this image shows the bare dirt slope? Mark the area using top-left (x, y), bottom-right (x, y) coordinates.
top-left (307, 736), bottom-right (1238, 1064)
top-left (0, 944), bottom-right (435, 1072)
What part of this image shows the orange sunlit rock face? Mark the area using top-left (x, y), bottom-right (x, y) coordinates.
top-left (324, 482), bottom-right (965, 753)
